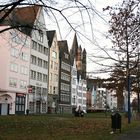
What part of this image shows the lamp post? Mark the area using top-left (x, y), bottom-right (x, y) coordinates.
top-left (137, 52), bottom-right (140, 113)
top-left (125, 15), bottom-right (131, 124)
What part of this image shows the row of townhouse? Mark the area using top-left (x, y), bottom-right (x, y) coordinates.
top-left (0, 5), bottom-right (87, 115)
top-left (86, 78), bottom-right (117, 111)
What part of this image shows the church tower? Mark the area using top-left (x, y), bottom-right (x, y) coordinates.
top-left (82, 48), bottom-right (87, 79)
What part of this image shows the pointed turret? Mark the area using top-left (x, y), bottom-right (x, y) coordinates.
top-left (82, 48), bottom-right (87, 79)
top-left (70, 33), bottom-right (79, 65)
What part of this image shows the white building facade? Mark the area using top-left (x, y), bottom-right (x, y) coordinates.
top-left (77, 77), bottom-right (87, 111)
top-left (106, 90), bottom-right (117, 110)
top-left (29, 7), bottom-right (49, 114)
top-left (71, 59), bottom-right (78, 111)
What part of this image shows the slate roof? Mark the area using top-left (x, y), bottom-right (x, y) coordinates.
top-left (0, 5), bottom-right (40, 35)
top-left (70, 33), bottom-right (79, 66)
top-left (83, 48), bottom-right (87, 54)
top-left (46, 30), bottom-right (56, 47)
top-left (58, 40), bottom-right (69, 52)
top-left (58, 40), bottom-right (70, 59)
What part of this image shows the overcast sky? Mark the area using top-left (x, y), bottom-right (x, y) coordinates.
top-left (0, 0), bottom-right (122, 78)
top-left (46, 0), bottom-right (122, 78)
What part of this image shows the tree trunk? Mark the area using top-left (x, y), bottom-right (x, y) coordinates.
top-left (116, 88), bottom-right (124, 111)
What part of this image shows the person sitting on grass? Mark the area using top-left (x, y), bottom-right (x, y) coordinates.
top-left (75, 105), bottom-right (84, 117)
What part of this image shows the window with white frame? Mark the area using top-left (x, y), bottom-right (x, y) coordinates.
top-left (52, 51), bottom-right (57, 59)
top-left (10, 30), bottom-right (21, 44)
top-left (61, 72), bottom-right (70, 81)
top-left (38, 44), bottom-right (43, 53)
top-left (10, 63), bottom-right (18, 72)
top-left (60, 94), bottom-right (70, 102)
top-left (61, 62), bottom-right (70, 72)
top-left (20, 80), bottom-right (27, 89)
top-left (31, 55), bottom-right (37, 65)
top-left (21, 52), bottom-right (28, 61)
top-left (43, 60), bottom-right (48, 69)
top-left (30, 70), bottom-right (36, 79)
top-left (38, 30), bottom-right (43, 42)
top-left (9, 77), bottom-right (17, 87)
top-left (11, 48), bottom-right (19, 57)
top-left (11, 30), bottom-right (30, 47)
top-left (22, 37), bottom-right (30, 47)
top-left (44, 47), bottom-right (48, 55)
top-left (38, 58), bottom-right (42, 67)
top-left (43, 74), bottom-right (47, 83)
top-left (61, 83), bottom-right (70, 91)
top-left (32, 40), bottom-right (38, 50)
top-left (37, 72), bottom-right (42, 81)
top-left (20, 66), bottom-right (28, 75)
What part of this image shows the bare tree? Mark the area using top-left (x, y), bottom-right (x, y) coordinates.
top-left (103, 0), bottom-right (140, 111)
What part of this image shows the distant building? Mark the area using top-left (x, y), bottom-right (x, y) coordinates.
top-left (86, 78), bottom-right (117, 111)
top-left (47, 30), bottom-right (59, 113)
top-left (107, 90), bottom-right (117, 110)
top-left (58, 40), bottom-right (71, 113)
top-left (71, 58), bottom-right (78, 112)
top-left (70, 33), bottom-right (87, 112)
top-left (77, 77), bottom-right (87, 111)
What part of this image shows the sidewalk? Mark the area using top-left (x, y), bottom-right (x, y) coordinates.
top-left (116, 127), bottom-right (140, 140)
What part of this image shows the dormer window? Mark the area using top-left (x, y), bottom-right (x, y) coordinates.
top-left (38, 30), bottom-right (43, 42)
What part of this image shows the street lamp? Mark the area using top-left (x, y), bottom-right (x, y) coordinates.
top-left (137, 52), bottom-right (140, 113)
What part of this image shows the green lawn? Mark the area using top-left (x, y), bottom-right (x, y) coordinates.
top-left (0, 113), bottom-right (140, 140)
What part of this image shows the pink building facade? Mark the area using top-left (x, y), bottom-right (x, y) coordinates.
top-left (0, 26), bottom-right (31, 115)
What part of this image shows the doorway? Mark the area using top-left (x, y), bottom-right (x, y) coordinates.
top-left (0, 103), bottom-right (9, 115)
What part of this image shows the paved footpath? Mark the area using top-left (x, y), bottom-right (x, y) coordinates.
top-left (116, 127), bottom-right (140, 140)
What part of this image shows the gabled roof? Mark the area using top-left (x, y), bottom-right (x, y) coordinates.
top-left (71, 33), bottom-right (78, 50)
top-left (83, 48), bottom-right (87, 54)
top-left (58, 40), bottom-right (68, 51)
top-left (46, 30), bottom-right (56, 47)
top-left (58, 40), bottom-right (69, 58)
top-left (0, 5), bottom-right (40, 35)
top-left (70, 33), bottom-right (79, 65)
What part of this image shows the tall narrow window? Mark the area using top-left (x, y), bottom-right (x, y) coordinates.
top-left (9, 77), bottom-right (17, 87)
top-left (32, 40), bottom-right (38, 50)
top-left (38, 30), bottom-right (43, 42)
top-left (11, 48), bottom-right (19, 57)
top-left (20, 80), bottom-right (27, 89)
top-left (10, 63), bottom-right (18, 72)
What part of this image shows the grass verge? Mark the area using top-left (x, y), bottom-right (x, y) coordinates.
top-left (0, 113), bottom-right (140, 140)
